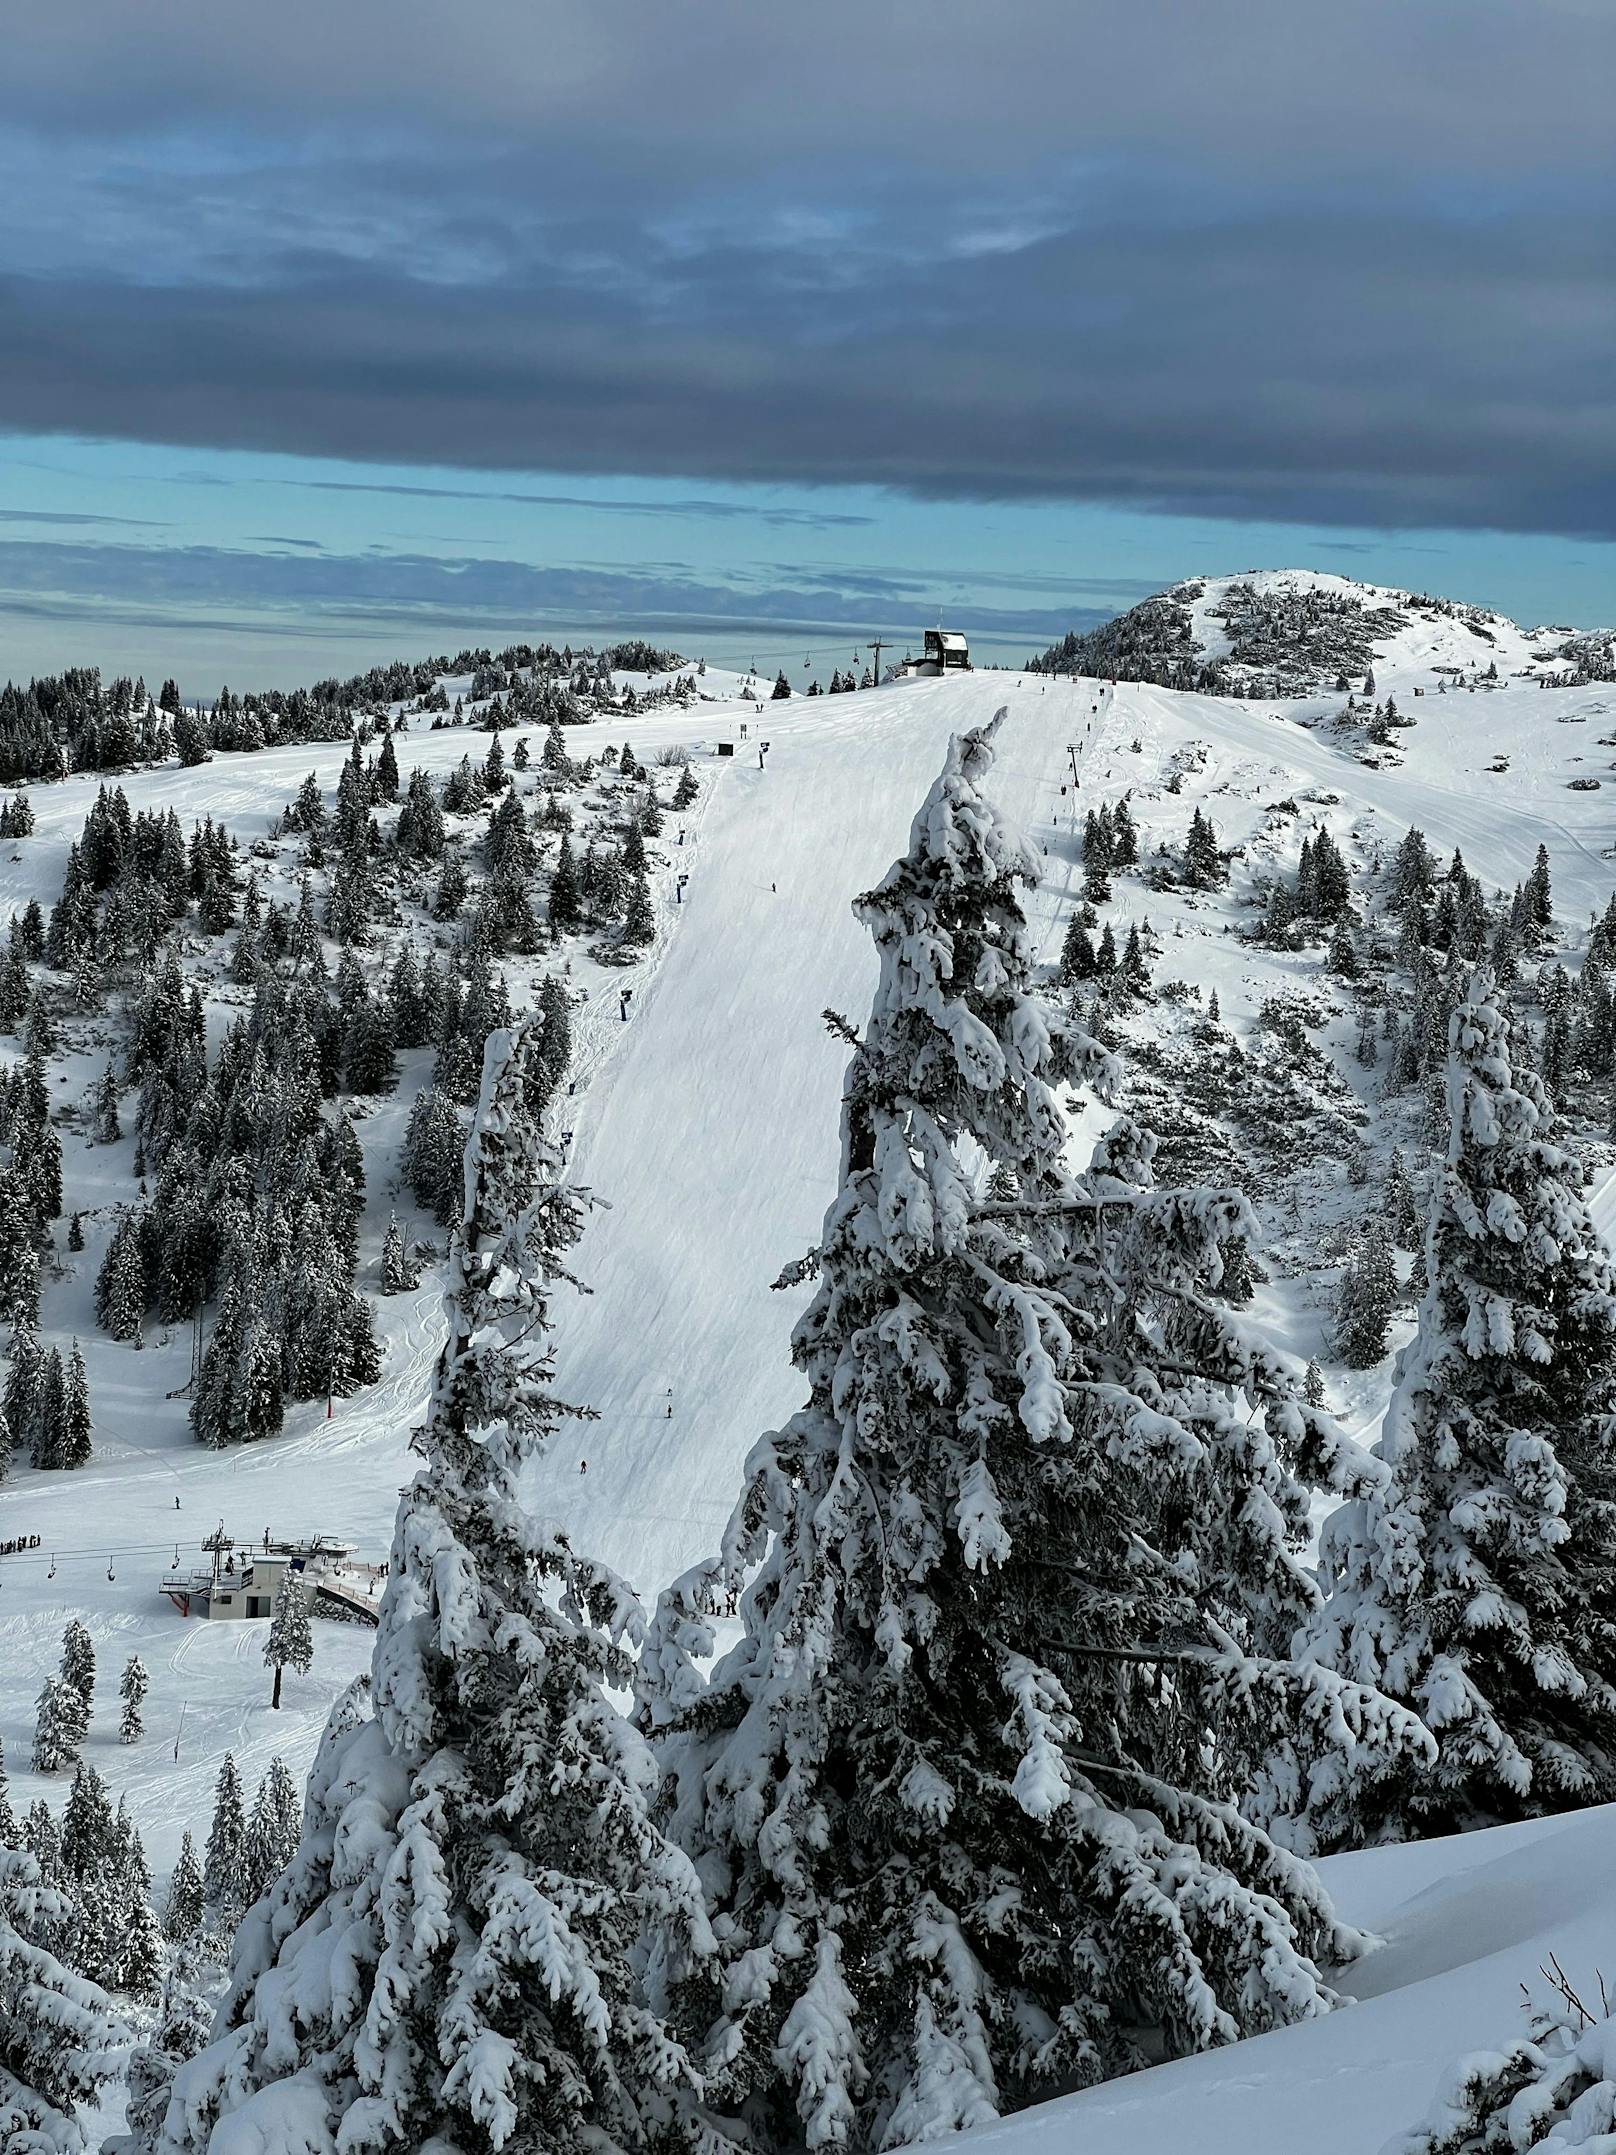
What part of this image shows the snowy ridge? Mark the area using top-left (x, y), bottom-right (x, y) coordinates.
top-left (1032, 567), bottom-right (1610, 698)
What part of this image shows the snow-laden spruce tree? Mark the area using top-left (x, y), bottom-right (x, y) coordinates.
top-left (162, 1835), bottom-right (203, 1945)
top-left (113, 1802), bottom-right (165, 2001)
top-left (0, 1841), bottom-right (125, 2152)
top-left (1269, 971), bottom-right (1616, 1850)
top-left (122, 1947), bottom-right (213, 2155)
top-left (201, 1755), bottom-right (246, 1938)
top-left (379, 1213), bottom-right (413, 1295)
top-left (157, 1020), bottom-right (717, 2155)
top-left (263, 1573), bottom-right (314, 1710)
top-left (240, 1759), bottom-right (301, 1908)
top-left (60, 1622), bottom-right (94, 1723)
top-left (119, 1656), bottom-right (148, 1745)
top-left (641, 713), bottom-right (1424, 2152)
top-left (32, 1675), bottom-right (87, 1776)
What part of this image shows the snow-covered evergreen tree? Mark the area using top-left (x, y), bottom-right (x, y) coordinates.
top-left (1057, 912), bottom-right (1096, 987)
top-left (59, 1622), bottom-right (94, 1723)
top-left (58, 1768), bottom-right (161, 1997)
top-left (1269, 972), bottom-right (1616, 1849)
top-left (263, 1574), bottom-right (314, 1710)
top-left (94, 1060), bottom-right (122, 1145)
top-left (33, 1676), bottom-right (87, 1776)
top-left (1184, 803), bottom-right (1226, 887)
top-left (59, 1761), bottom-right (116, 1890)
top-left (121, 1947), bottom-right (213, 2155)
top-left (96, 1216), bottom-right (146, 1343)
top-left (60, 1344), bottom-right (91, 1468)
top-left (162, 1834), bottom-right (203, 1945)
top-left (4, 1324), bottom-right (43, 1461)
top-left (642, 713), bottom-right (1416, 2150)
top-left (379, 1212), bottom-right (413, 1294)
top-left (201, 1754), bottom-right (246, 1937)
top-left (1385, 1145), bottom-right (1422, 1250)
top-left (0, 1842), bottom-right (124, 2152)
top-left (240, 1758), bottom-right (301, 1908)
top-left (157, 1021), bottom-right (715, 2155)
top-left (24, 1803), bottom-right (62, 1889)
top-left (549, 832), bottom-right (583, 932)
top-left (1109, 794), bottom-right (1138, 866)
top-left (114, 1805), bottom-right (165, 2001)
top-left (1334, 1219), bottom-right (1398, 1367)
top-left (119, 1656), bottom-right (148, 1745)
top-left (31, 1349), bottom-right (65, 1469)
top-left (622, 866), bottom-right (656, 946)
top-left (191, 1228), bottom-right (287, 1450)
top-left (403, 1083), bottom-right (466, 1225)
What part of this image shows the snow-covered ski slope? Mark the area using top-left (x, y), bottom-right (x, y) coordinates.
top-left (533, 671), bottom-right (1117, 1583)
top-left (6, 592), bottom-right (1616, 2150)
top-left (537, 653), bottom-right (1616, 1588)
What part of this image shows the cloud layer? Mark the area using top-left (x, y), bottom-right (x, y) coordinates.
top-left (0, 536), bottom-right (1101, 646)
top-left (1, 1), bottom-right (1611, 541)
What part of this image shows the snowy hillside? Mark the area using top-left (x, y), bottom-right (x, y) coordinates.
top-left (533, 658), bottom-right (1616, 1584)
top-left (961, 1799), bottom-right (1616, 2155)
top-left (5, 596), bottom-right (1616, 2149)
top-left (1030, 567), bottom-right (1614, 698)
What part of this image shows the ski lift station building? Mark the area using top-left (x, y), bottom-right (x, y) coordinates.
top-left (160, 1532), bottom-right (359, 1621)
top-left (903, 629), bottom-right (971, 677)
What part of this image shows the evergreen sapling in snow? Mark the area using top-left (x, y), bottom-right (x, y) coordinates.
top-left (119, 1656), bottom-right (147, 1745)
top-left (380, 1212), bottom-right (414, 1294)
top-left (1396, 1956), bottom-right (1616, 2154)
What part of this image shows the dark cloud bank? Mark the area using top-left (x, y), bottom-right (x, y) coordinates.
top-left (2, 0), bottom-right (1612, 545)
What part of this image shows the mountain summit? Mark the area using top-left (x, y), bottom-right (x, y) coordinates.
top-left (1032, 567), bottom-right (1615, 698)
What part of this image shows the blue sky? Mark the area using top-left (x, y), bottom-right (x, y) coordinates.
top-left (1, 0), bottom-right (1612, 688)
